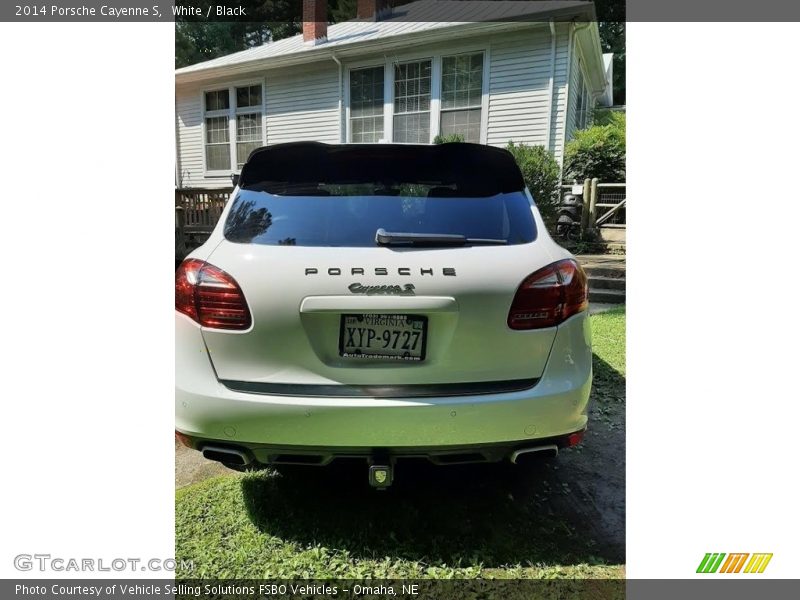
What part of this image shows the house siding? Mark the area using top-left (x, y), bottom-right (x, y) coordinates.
top-left (265, 65), bottom-right (341, 145)
top-left (565, 31), bottom-right (581, 145)
top-left (175, 65), bottom-right (341, 189)
top-left (175, 85), bottom-right (207, 189)
top-left (550, 27), bottom-right (571, 166)
top-left (176, 24), bottom-right (588, 189)
top-left (486, 26), bottom-right (570, 164)
top-left (565, 32), bottom-right (597, 148)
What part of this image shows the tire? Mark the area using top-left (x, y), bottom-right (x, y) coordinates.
top-left (566, 226), bottom-right (581, 242)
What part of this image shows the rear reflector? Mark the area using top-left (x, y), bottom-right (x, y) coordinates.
top-left (174, 431), bottom-right (193, 448)
top-left (564, 429), bottom-right (586, 447)
top-left (507, 259), bottom-right (588, 329)
top-left (175, 259), bottom-right (251, 330)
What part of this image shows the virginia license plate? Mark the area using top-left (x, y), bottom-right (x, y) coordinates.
top-left (339, 314), bottom-right (427, 361)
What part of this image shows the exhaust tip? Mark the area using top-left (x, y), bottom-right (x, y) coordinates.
top-left (202, 445), bottom-right (251, 466)
top-left (510, 445), bottom-right (559, 465)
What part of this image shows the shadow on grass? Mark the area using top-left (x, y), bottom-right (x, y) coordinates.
top-left (240, 354), bottom-right (624, 569)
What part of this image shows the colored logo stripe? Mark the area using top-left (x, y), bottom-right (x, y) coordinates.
top-left (719, 553), bottom-right (749, 573)
top-left (697, 553), bottom-right (726, 573)
top-left (744, 553), bottom-right (773, 573)
top-left (697, 552), bottom-right (772, 574)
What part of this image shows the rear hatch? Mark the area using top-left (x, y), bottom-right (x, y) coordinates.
top-left (200, 142), bottom-right (559, 387)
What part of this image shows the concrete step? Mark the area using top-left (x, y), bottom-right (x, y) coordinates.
top-left (578, 254), bottom-right (626, 304)
top-left (598, 227), bottom-right (626, 244)
top-left (588, 287), bottom-right (626, 304)
top-left (584, 265), bottom-right (626, 279)
top-left (589, 275), bottom-right (626, 291)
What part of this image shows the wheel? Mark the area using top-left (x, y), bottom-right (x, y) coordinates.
top-left (566, 225), bottom-right (581, 241)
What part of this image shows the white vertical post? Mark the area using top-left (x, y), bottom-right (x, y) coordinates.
top-left (228, 87), bottom-right (236, 172)
top-left (589, 178), bottom-right (599, 231)
top-left (479, 48), bottom-right (490, 145)
top-left (383, 58), bottom-right (394, 142)
top-left (580, 178), bottom-right (591, 237)
top-left (429, 56), bottom-right (442, 143)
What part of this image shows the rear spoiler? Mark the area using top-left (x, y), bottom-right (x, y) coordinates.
top-left (238, 142), bottom-right (525, 197)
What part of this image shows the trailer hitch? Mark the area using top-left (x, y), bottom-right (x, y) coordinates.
top-left (368, 455), bottom-right (394, 489)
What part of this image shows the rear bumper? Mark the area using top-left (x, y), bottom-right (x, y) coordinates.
top-left (175, 311), bottom-right (592, 452)
top-left (179, 431), bottom-right (584, 467)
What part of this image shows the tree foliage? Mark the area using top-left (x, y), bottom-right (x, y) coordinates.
top-left (505, 142), bottom-right (561, 227)
top-left (175, 0), bottom-right (354, 69)
top-left (433, 133), bottom-right (465, 144)
top-left (563, 111), bottom-right (626, 183)
top-left (174, 1), bottom-right (625, 106)
top-left (599, 22), bottom-right (625, 105)
top-left (330, 0), bottom-right (357, 22)
top-left (595, 0), bottom-right (625, 104)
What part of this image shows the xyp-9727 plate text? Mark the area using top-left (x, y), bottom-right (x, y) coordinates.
top-left (339, 314), bottom-right (427, 361)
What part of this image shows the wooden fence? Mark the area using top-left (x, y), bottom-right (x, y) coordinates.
top-left (175, 188), bottom-right (232, 263)
top-left (562, 180), bottom-right (626, 238)
top-left (175, 188), bottom-right (231, 232)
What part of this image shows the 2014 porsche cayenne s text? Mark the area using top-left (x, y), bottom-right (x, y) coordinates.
top-left (175, 142), bottom-right (591, 487)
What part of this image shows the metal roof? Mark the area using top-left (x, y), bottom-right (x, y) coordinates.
top-left (175, 1), bottom-right (594, 79)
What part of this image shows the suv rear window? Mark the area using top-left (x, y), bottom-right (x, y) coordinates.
top-left (226, 142), bottom-right (536, 247)
top-left (223, 188), bottom-right (536, 247)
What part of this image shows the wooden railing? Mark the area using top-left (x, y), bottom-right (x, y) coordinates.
top-left (562, 179), bottom-right (625, 238)
top-left (594, 183), bottom-right (626, 228)
top-left (175, 188), bottom-right (232, 233)
top-left (175, 188), bottom-right (232, 263)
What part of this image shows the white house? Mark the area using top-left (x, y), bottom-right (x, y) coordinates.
top-left (174, 0), bottom-right (613, 189)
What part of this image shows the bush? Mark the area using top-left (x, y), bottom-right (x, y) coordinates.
top-left (563, 111), bottom-right (626, 183)
top-left (505, 142), bottom-right (561, 226)
top-left (433, 133), bottom-right (465, 144)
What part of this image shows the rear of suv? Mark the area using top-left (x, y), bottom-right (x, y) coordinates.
top-left (175, 142), bottom-right (591, 486)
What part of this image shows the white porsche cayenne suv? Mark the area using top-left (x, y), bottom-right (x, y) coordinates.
top-left (175, 142), bottom-right (591, 487)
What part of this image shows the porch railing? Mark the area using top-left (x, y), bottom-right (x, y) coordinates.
top-left (561, 180), bottom-right (626, 236)
top-left (175, 188), bottom-right (232, 232)
top-left (175, 188), bottom-right (232, 263)
top-left (594, 183), bottom-right (626, 227)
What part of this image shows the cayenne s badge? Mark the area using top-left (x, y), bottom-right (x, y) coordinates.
top-left (348, 283), bottom-right (416, 296)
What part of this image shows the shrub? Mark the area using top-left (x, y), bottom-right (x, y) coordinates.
top-left (433, 133), bottom-right (465, 144)
top-left (505, 142), bottom-right (561, 226)
top-left (563, 111), bottom-right (626, 183)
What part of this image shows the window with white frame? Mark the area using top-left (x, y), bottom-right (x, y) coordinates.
top-left (204, 90), bottom-right (231, 171)
top-left (203, 83), bottom-right (263, 173)
top-left (440, 53), bottom-right (484, 143)
top-left (235, 85), bottom-right (263, 168)
top-left (583, 80), bottom-right (592, 128)
top-left (575, 68), bottom-right (588, 130)
top-left (350, 66), bottom-right (385, 143)
top-left (393, 60), bottom-right (432, 143)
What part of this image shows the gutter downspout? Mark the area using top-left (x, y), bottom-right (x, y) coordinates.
top-left (331, 53), bottom-right (344, 143)
top-left (561, 23), bottom-right (574, 173)
top-left (545, 19), bottom-right (556, 153)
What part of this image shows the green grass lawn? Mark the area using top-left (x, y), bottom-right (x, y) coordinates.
top-left (591, 307), bottom-right (625, 379)
top-left (175, 308), bottom-right (626, 579)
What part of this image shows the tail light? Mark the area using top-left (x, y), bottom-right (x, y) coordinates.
top-left (175, 259), bottom-right (251, 330)
top-left (508, 259), bottom-right (588, 330)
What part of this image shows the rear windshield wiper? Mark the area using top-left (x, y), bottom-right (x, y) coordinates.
top-left (376, 228), bottom-right (507, 247)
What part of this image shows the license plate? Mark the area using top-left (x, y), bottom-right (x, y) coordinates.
top-left (339, 314), bottom-right (427, 361)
